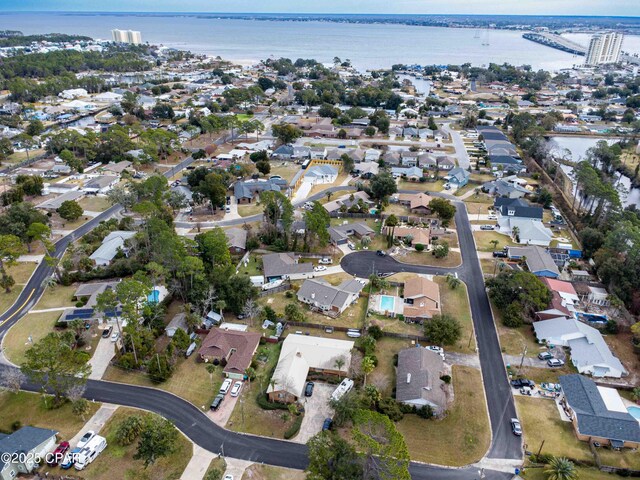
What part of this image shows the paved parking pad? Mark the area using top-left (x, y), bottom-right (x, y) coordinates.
top-left (293, 382), bottom-right (335, 444)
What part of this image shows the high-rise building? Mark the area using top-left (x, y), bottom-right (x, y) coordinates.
top-left (585, 32), bottom-right (624, 66)
top-left (111, 29), bottom-right (143, 45)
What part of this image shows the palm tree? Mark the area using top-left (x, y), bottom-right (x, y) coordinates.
top-left (334, 357), bottom-right (345, 377)
top-left (544, 457), bottom-right (578, 480)
top-left (632, 386), bottom-right (640, 404)
top-left (326, 191), bottom-right (333, 202)
top-left (490, 239), bottom-right (499, 251)
top-left (361, 356), bottom-right (375, 386)
top-left (511, 226), bottom-right (520, 242)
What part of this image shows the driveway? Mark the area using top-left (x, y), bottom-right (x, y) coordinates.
top-left (208, 383), bottom-right (242, 427)
top-left (442, 123), bottom-right (470, 170)
top-left (223, 196), bottom-right (241, 221)
top-left (68, 403), bottom-right (118, 445)
top-left (293, 383), bottom-right (334, 444)
top-left (88, 336), bottom-right (116, 380)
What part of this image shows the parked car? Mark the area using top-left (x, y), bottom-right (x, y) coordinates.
top-left (318, 257), bottom-right (333, 265)
top-left (510, 418), bottom-right (522, 436)
top-left (223, 475), bottom-right (234, 480)
top-left (47, 441), bottom-right (70, 466)
top-left (443, 183), bottom-right (451, 190)
top-left (492, 251), bottom-right (507, 258)
top-left (348, 242), bottom-right (356, 250)
top-left (376, 250), bottom-right (386, 256)
top-left (101, 326), bottom-right (112, 338)
top-left (225, 206), bottom-right (231, 213)
top-left (488, 214), bottom-right (498, 220)
top-left (425, 346), bottom-right (445, 359)
top-left (480, 225), bottom-right (495, 231)
top-left (322, 418), bottom-right (333, 431)
top-left (219, 378), bottom-right (232, 395)
top-left (110, 331), bottom-right (120, 343)
top-left (230, 381), bottom-right (243, 397)
top-left (537, 351), bottom-right (553, 360)
top-left (547, 358), bottom-right (565, 367)
top-left (314, 266), bottom-right (327, 272)
top-left (305, 381), bottom-right (315, 397)
top-left (77, 431), bottom-right (95, 449)
top-left (61, 447), bottom-right (82, 469)
top-left (210, 394), bottom-right (224, 411)
top-left (510, 378), bottom-right (535, 389)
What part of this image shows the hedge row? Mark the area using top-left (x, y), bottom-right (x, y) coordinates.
top-left (256, 393), bottom-right (289, 411)
top-left (284, 414), bottom-right (304, 439)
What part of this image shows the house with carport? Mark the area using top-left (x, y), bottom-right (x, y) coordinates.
top-left (267, 334), bottom-right (354, 404)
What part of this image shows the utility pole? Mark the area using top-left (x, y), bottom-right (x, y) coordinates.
top-left (519, 343), bottom-right (527, 371)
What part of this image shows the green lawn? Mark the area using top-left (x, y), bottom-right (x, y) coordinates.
top-left (396, 365), bottom-right (491, 466)
top-left (3, 311), bottom-right (62, 365)
top-left (473, 231), bottom-right (515, 252)
top-left (79, 196), bottom-right (112, 212)
top-left (75, 407), bottom-right (192, 480)
top-left (205, 457), bottom-right (227, 479)
top-left (237, 203), bottom-right (264, 217)
top-left (435, 276), bottom-right (476, 353)
top-left (368, 337), bottom-right (412, 397)
top-left (520, 467), bottom-right (613, 480)
top-left (241, 464), bottom-right (307, 480)
top-left (0, 391), bottom-right (100, 441)
top-left (236, 253), bottom-right (263, 277)
top-left (0, 288), bottom-right (22, 318)
top-left (7, 262), bottom-right (37, 285)
top-left (33, 284), bottom-right (78, 310)
top-left (398, 249), bottom-right (462, 268)
top-left (103, 354), bottom-right (218, 408)
top-left (515, 396), bottom-right (594, 464)
top-left (491, 302), bottom-right (541, 357)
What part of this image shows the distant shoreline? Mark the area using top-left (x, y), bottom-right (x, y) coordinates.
top-left (4, 11), bottom-right (640, 34)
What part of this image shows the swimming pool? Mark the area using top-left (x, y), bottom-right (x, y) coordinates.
top-left (380, 295), bottom-right (395, 312)
top-left (147, 289), bottom-right (160, 303)
top-left (628, 406), bottom-right (640, 422)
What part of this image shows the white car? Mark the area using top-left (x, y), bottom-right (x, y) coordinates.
top-left (110, 331), bottom-right (120, 343)
top-left (318, 257), bottom-right (333, 265)
top-left (76, 431), bottom-right (95, 449)
top-left (224, 475), bottom-right (234, 480)
top-left (488, 214), bottom-right (497, 220)
top-left (314, 266), bottom-right (327, 272)
top-left (230, 381), bottom-right (243, 397)
top-left (425, 346), bottom-right (445, 359)
top-left (219, 378), bottom-right (233, 395)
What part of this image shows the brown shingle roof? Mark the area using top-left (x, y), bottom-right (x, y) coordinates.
top-left (198, 329), bottom-right (261, 375)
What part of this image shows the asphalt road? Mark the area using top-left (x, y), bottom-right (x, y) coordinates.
top-left (0, 154), bottom-right (519, 477)
top-left (340, 200), bottom-right (522, 461)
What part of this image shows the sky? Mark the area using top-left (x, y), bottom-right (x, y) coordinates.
top-left (0, 0), bottom-right (639, 17)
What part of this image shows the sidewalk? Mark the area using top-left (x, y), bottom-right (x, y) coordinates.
top-left (180, 445), bottom-right (217, 480)
top-left (67, 403), bottom-right (118, 445)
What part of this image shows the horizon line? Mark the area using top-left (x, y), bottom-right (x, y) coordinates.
top-left (2, 11), bottom-right (640, 19)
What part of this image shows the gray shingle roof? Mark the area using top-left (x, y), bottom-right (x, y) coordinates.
top-left (508, 246), bottom-right (559, 276)
top-left (396, 347), bottom-right (446, 412)
top-left (0, 426), bottom-right (58, 469)
top-left (495, 197), bottom-right (543, 219)
top-left (560, 374), bottom-right (640, 443)
top-left (262, 253), bottom-right (313, 278)
top-left (297, 278), bottom-right (363, 311)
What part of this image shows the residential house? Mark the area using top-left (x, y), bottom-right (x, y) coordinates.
top-left (587, 286), bottom-right (610, 307)
top-left (396, 347), bottom-right (447, 415)
top-left (364, 149), bottom-right (381, 162)
top-left (328, 222), bottom-right (374, 245)
top-left (165, 313), bottom-right (188, 337)
top-left (37, 190), bottom-right (84, 210)
top-left (262, 252), bottom-right (313, 282)
top-left (89, 230), bottom-right (136, 266)
top-left (386, 226), bottom-right (431, 247)
top-left (225, 227), bottom-right (247, 254)
top-left (272, 145), bottom-right (294, 159)
top-left (198, 329), bottom-right (261, 379)
top-left (534, 318), bottom-right (626, 378)
top-left (397, 192), bottom-right (433, 215)
top-left (445, 167), bottom-right (470, 187)
top-left (323, 191), bottom-right (373, 214)
top-left (0, 427), bottom-right (58, 480)
top-left (542, 278), bottom-right (579, 315)
top-left (267, 334), bottom-right (354, 403)
top-left (297, 278), bottom-right (365, 315)
top-left (507, 246), bottom-right (560, 278)
top-left (488, 155), bottom-right (525, 173)
top-left (303, 165), bottom-right (338, 185)
top-left (418, 154), bottom-right (437, 169)
top-left (495, 198), bottom-right (552, 246)
top-left (403, 276), bottom-right (441, 323)
top-left (82, 175), bottom-right (119, 194)
top-left (102, 160), bottom-right (133, 175)
top-left (436, 156), bottom-right (455, 171)
top-left (391, 166), bottom-right (424, 181)
top-left (400, 151), bottom-right (420, 167)
top-left (559, 374), bottom-right (640, 448)
top-left (234, 178), bottom-right (288, 204)
top-left (353, 161), bottom-right (379, 178)
top-left (382, 151), bottom-right (401, 166)
top-left (482, 179), bottom-right (529, 198)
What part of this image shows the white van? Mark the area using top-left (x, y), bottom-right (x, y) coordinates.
top-left (219, 378), bottom-right (233, 395)
top-left (330, 378), bottom-right (354, 402)
top-left (74, 435), bottom-right (107, 470)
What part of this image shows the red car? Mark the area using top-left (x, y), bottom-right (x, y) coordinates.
top-left (47, 441), bottom-right (70, 466)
